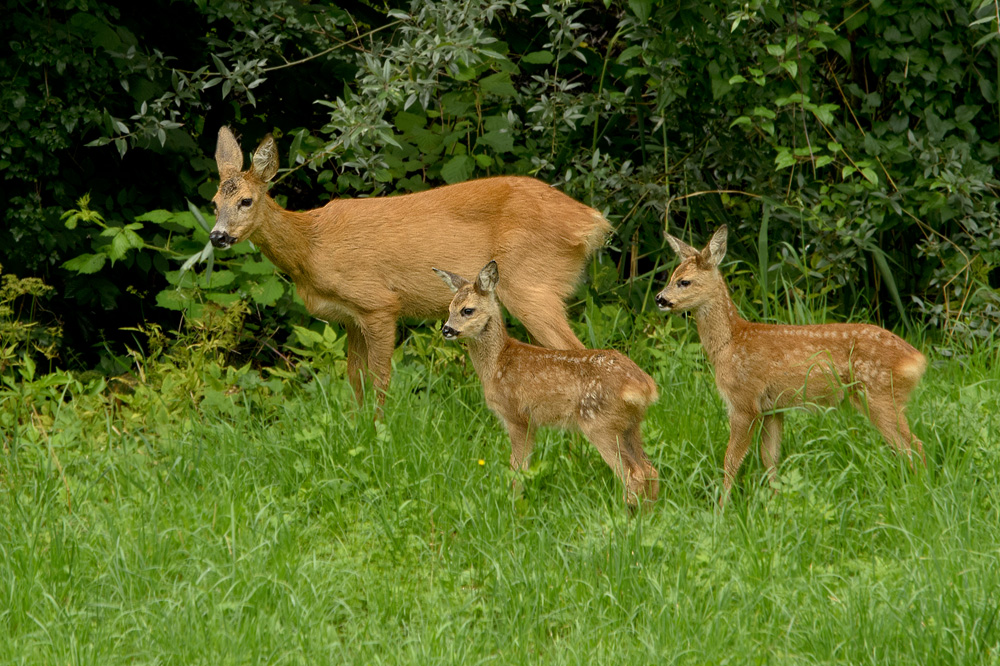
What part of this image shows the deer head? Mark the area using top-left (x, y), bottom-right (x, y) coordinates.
top-left (432, 261), bottom-right (501, 340)
top-left (209, 127), bottom-right (279, 249)
top-left (655, 225), bottom-right (728, 313)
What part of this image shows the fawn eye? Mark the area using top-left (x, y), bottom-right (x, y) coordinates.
top-left (461, 307), bottom-right (475, 317)
top-left (239, 197), bottom-right (253, 208)
top-left (678, 279), bottom-right (691, 287)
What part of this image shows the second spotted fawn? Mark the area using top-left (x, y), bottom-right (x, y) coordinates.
top-left (434, 261), bottom-right (660, 506)
top-left (656, 226), bottom-right (926, 501)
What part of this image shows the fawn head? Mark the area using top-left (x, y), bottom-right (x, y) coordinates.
top-left (432, 261), bottom-right (501, 341)
top-left (655, 225), bottom-right (728, 313)
top-left (209, 127), bottom-right (279, 249)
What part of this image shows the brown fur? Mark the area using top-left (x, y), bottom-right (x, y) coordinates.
top-left (656, 226), bottom-right (926, 501)
top-left (210, 127), bottom-right (611, 405)
top-left (435, 262), bottom-right (659, 506)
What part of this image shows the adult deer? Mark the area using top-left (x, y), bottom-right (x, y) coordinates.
top-left (435, 261), bottom-right (660, 506)
top-left (655, 226), bottom-right (926, 502)
top-left (209, 127), bottom-right (610, 406)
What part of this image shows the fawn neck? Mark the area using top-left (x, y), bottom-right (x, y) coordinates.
top-left (466, 312), bottom-right (510, 384)
top-left (693, 280), bottom-right (744, 366)
top-left (248, 197), bottom-right (315, 278)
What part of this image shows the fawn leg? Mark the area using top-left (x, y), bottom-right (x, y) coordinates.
top-left (505, 418), bottom-right (537, 471)
top-left (760, 413), bottom-right (784, 487)
top-left (866, 396), bottom-right (925, 467)
top-left (345, 321), bottom-right (370, 405)
top-left (623, 422), bottom-right (659, 502)
top-left (582, 423), bottom-right (647, 505)
top-left (722, 410), bottom-right (762, 502)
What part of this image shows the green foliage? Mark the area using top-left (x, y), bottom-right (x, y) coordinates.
top-left (0, 264), bottom-right (61, 372)
top-left (4, 0), bottom-right (999, 367)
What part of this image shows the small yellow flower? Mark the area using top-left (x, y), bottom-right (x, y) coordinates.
top-left (478, 459), bottom-right (486, 466)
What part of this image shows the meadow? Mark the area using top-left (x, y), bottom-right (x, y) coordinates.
top-left (2, 304), bottom-right (999, 665)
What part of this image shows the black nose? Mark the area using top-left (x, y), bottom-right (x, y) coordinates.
top-left (655, 294), bottom-right (673, 310)
top-left (209, 230), bottom-right (237, 248)
top-left (441, 324), bottom-right (458, 339)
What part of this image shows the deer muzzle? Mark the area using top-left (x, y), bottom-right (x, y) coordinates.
top-left (655, 293), bottom-right (673, 311)
top-left (209, 230), bottom-right (238, 249)
top-left (441, 324), bottom-right (459, 340)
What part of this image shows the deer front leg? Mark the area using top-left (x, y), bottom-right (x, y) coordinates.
top-left (722, 410), bottom-right (762, 502)
top-left (345, 321), bottom-right (369, 405)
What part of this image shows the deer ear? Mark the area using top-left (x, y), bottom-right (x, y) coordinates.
top-left (475, 260), bottom-right (499, 294)
top-left (703, 225), bottom-right (728, 267)
top-left (249, 135), bottom-right (279, 182)
top-left (432, 267), bottom-right (468, 293)
top-left (215, 127), bottom-right (244, 179)
top-left (665, 233), bottom-right (699, 260)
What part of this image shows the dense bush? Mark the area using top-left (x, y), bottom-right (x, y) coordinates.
top-left (2, 0), bottom-right (998, 370)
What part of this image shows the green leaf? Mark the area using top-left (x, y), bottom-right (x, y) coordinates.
top-left (394, 111), bottom-right (426, 134)
top-left (523, 51), bottom-right (555, 65)
top-left (616, 46), bottom-right (643, 64)
top-left (815, 155), bottom-right (833, 168)
top-left (440, 155), bottom-right (475, 184)
top-left (239, 258), bottom-right (277, 275)
top-left (135, 208), bottom-right (174, 224)
top-left (476, 130), bottom-right (514, 153)
top-left (155, 288), bottom-right (190, 311)
top-left (480, 72), bottom-right (517, 97)
top-left (781, 61), bottom-right (798, 79)
top-left (766, 44), bottom-right (784, 57)
top-left (63, 253), bottom-right (107, 274)
top-left (628, 0), bottom-right (653, 22)
top-left (249, 275), bottom-right (285, 306)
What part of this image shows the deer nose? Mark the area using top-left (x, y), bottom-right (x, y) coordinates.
top-left (209, 230), bottom-right (237, 249)
top-left (655, 293), bottom-right (673, 311)
top-left (441, 324), bottom-right (458, 339)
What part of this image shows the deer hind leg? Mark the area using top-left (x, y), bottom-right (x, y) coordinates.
top-left (345, 321), bottom-right (370, 405)
top-left (722, 410), bottom-right (762, 503)
top-left (760, 413), bottom-right (784, 488)
top-left (504, 417), bottom-right (537, 472)
top-left (497, 283), bottom-right (584, 350)
top-left (582, 422), bottom-right (649, 506)
top-left (623, 421), bottom-right (659, 503)
top-left (864, 390), bottom-right (925, 468)
top-left (359, 310), bottom-right (399, 411)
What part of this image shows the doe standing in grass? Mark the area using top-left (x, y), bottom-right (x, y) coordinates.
top-left (208, 127), bottom-right (610, 408)
top-left (655, 226), bottom-right (926, 502)
top-left (434, 261), bottom-right (660, 506)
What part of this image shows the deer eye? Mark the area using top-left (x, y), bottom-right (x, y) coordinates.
top-left (239, 197), bottom-right (253, 208)
top-left (461, 307), bottom-right (475, 317)
top-left (678, 279), bottom-right (691, 287)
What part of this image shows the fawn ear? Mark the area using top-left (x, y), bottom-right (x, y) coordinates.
top-left (665, 233), bottom-right (700, 260)
top-left (432, 267), bottom-right (469, 293)
top-left (248, 134), bottom-right (279, 183)
top-left (215, 127), bottom-right (244, 179)
top-left (475, 260), bottom-right (499, 294)
top-left (703, 225), bottom-right (728, 267)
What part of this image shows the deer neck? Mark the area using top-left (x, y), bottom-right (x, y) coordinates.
top-left (467, 313), bottom-right (509, 384)
top-left (248, 197), bottom-right (314, 278)
top-left (693, 281), bottom-right (743, 367)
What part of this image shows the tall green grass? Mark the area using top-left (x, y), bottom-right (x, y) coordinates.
top-left (1, 313), bottom-right (998, 664)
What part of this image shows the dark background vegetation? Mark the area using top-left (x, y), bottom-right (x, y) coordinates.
top-left (2, 0), bottom-right (998, 372)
